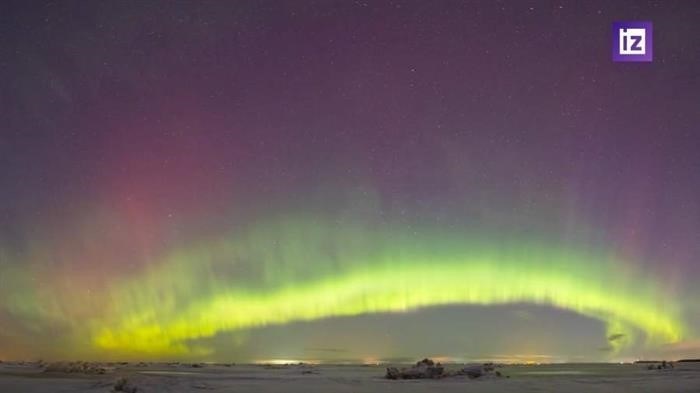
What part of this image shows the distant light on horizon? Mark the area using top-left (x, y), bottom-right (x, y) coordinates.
top-left (0, 0), bottom-right (698, 363)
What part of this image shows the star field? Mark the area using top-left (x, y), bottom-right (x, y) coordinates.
top-left (0, 0), bottom-right (699, 362)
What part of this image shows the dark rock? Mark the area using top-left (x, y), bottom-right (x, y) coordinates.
top-left (417, 358), bottom-right (435, 366)
top-left (113, 377), bottom-right (138, 393)
top-left (425, 363), bottom-right (445, 378)
top-left (461, 365), bottom-right (483, 379)
top-left (458, 363), bottom-right (505, 379)
top-left (385, 358), bottom-right (505, 380)
top-left (386, 367), bottom-right (401, 379)
top-left (648, 361), bottom-right (674, 371)
top-left (43, 361), bottom-right (106, 374)
top-left (384, 358), bottom-right (445, 379)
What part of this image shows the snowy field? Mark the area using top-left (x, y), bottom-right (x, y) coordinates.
top-left (1, 361), bottom-right (699, 392)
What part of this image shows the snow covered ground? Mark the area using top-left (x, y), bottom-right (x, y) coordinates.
top-left (1, 361), bottom-right (699, 392)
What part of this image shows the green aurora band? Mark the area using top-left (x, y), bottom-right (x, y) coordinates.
top-left (87, 215), bottom-right (684, 358)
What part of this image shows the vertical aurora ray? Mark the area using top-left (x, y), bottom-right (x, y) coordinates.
top-left (85, 216), bottom-right (685, 357)
top-left (2, 0), bottom-right (699, 363)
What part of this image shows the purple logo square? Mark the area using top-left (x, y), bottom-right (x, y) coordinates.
top-left (612, 21), bottom-right (653, 62)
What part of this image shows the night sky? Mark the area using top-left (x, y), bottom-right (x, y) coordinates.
top-left (1, 0), bottom-right (699, 362)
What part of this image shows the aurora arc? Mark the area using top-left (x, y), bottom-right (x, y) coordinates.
top-left (90, 216), bottom-right (685, 357)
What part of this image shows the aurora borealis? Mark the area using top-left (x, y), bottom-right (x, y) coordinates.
top-left (91, 218), bottom-right (684, 357)
top-left (1, 1), bottom-right (699, 362)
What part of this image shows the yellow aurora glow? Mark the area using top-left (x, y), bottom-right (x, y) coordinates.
top-left (87, 218), bottom-right (685, 357)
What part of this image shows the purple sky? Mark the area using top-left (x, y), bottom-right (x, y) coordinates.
top-left (0, 1), bottom-right (699, 362)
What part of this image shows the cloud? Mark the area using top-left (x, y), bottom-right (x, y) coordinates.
top-left (607, 333), bottom-right (626, 342)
